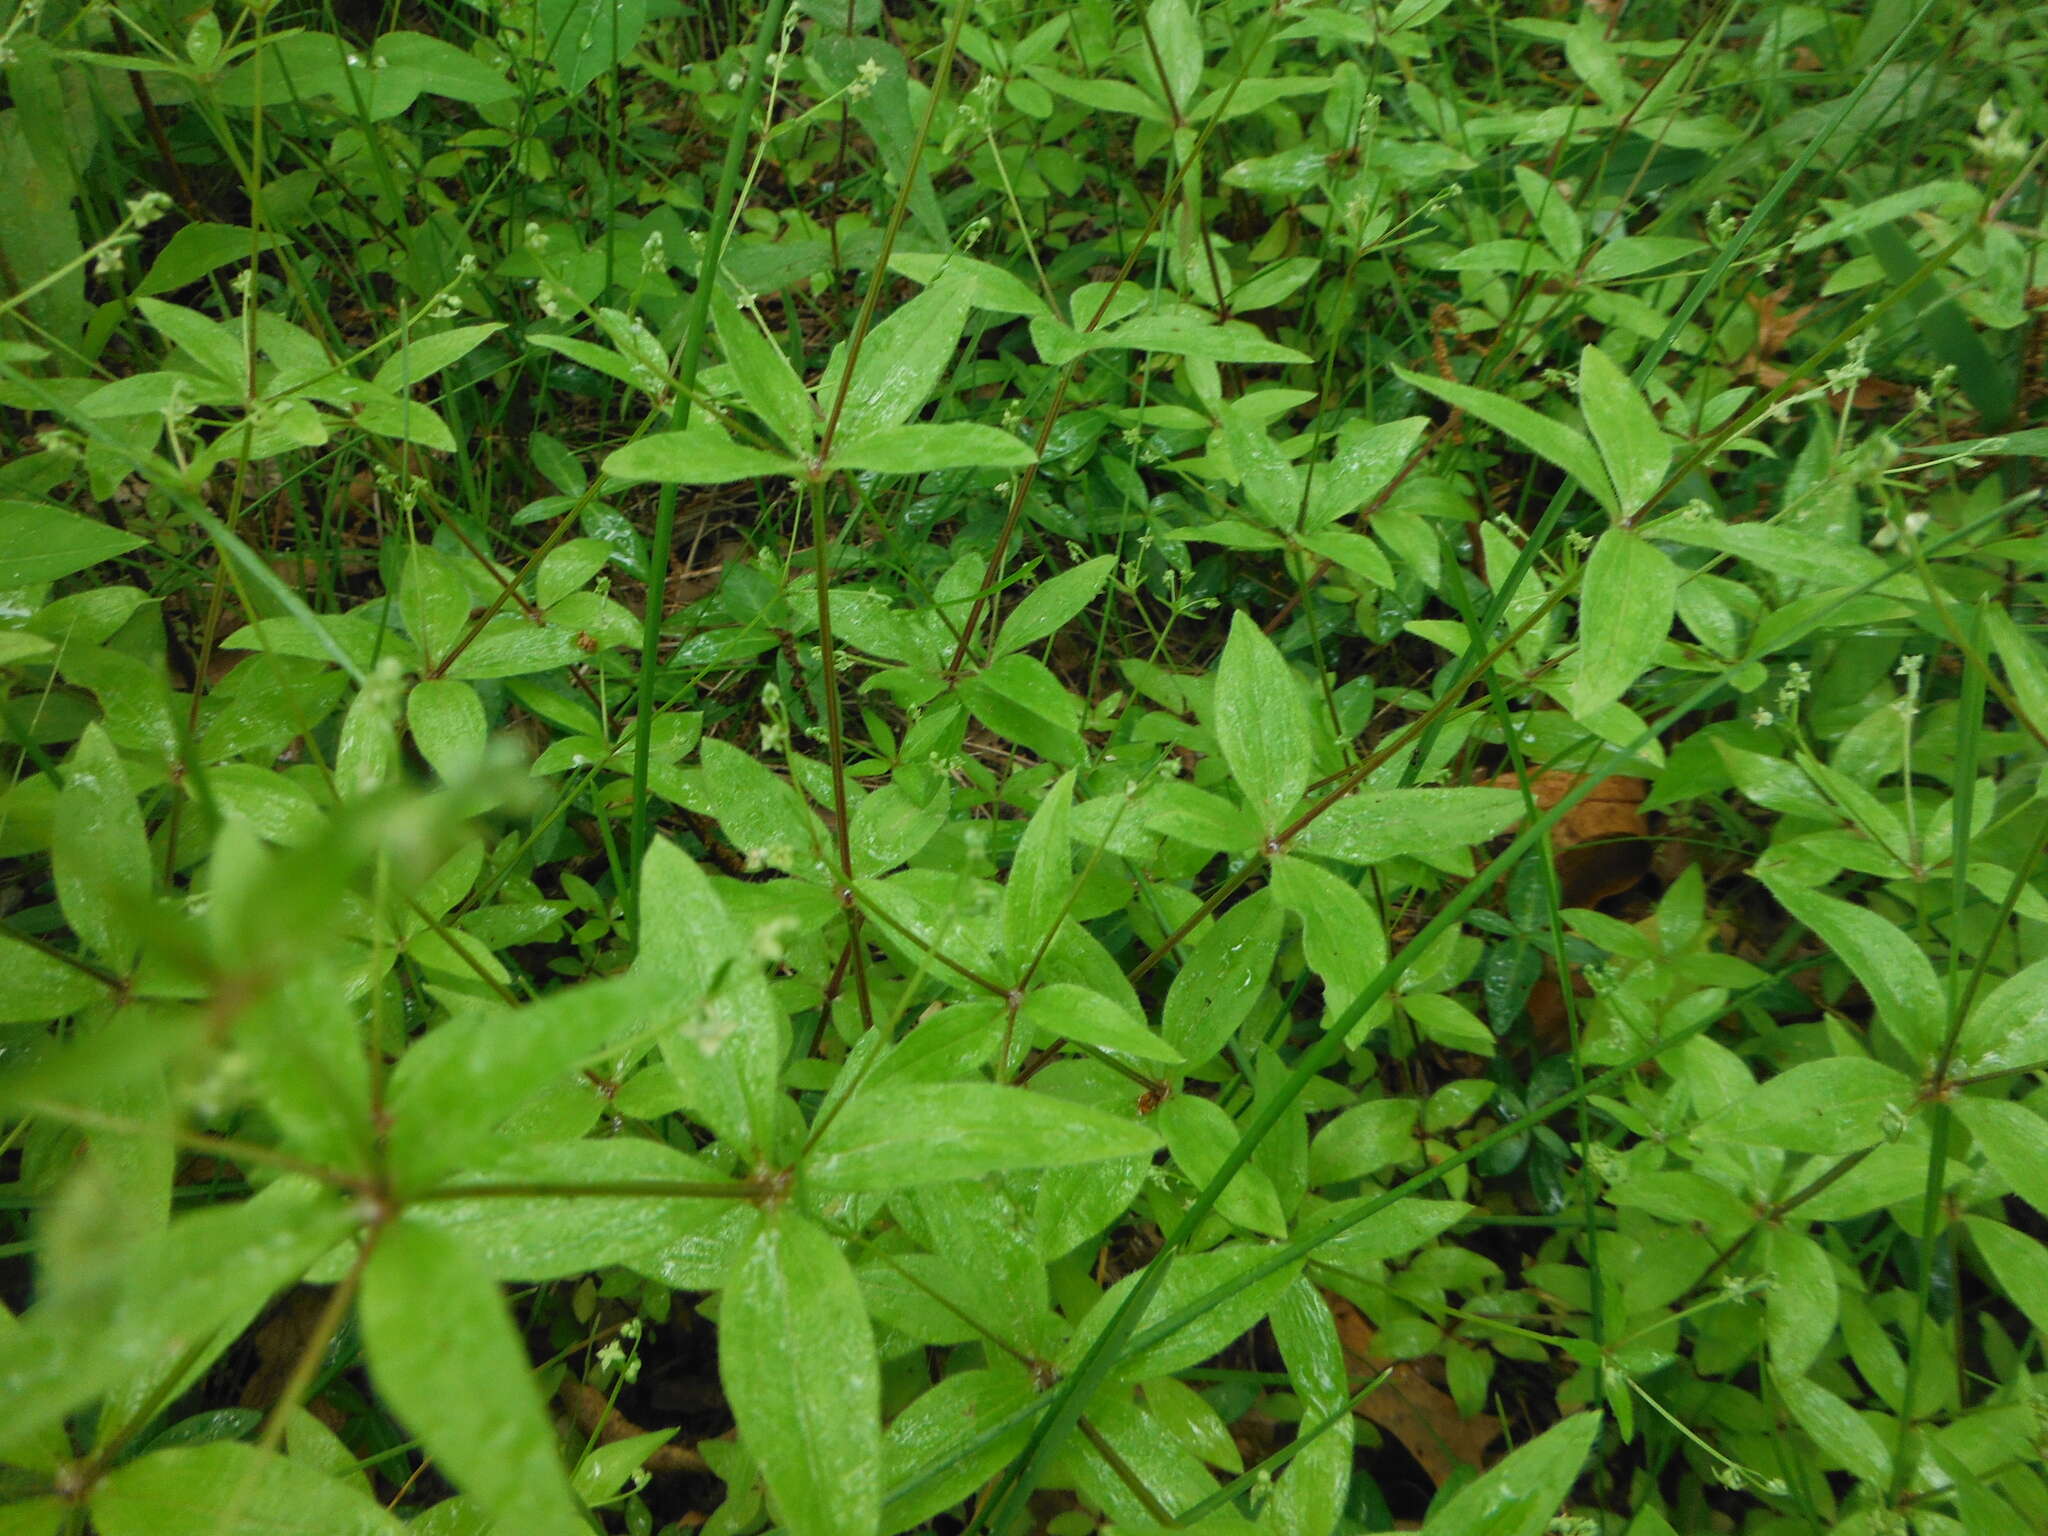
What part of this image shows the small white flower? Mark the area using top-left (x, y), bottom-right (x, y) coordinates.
top-left (126, 190), bottom-right (174, 228)
top-left (752, 915), bottom-right (800, 963)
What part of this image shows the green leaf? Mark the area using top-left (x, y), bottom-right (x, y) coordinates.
top-left (0, 630), bottom-right (54, 666)
top-left (409, 1139), bottom-right (743, 1279)
top-left (0, 1179), bottom-right (354, 1456)
top-left (1581, 236), bottom-right (1704, 282)
top-left (1213, 610), bottom-right (1312, 834)
top-left (1271, 854), bottom-right (1388, 1030)
top-left (848, 781), bottom-right (946, 875)
top-left (993, 553), bottom-right (1117, 660)
top-left (1392, 363), bottom-right (1616, 517)
top-left (858, 869), bottom-right (1004, 987)
top-left (888, 251), bottom-right (1052, 320)
top-left (1143, 0), bottom-right (1203, 106)
top-left (882, 1368), bottom-right (1039, 1535)
top-left (1304, 1197), bottom-right (1471, 1270)
top-left (1762, 1226), bottom-right (1839, 1378)
top-left (1309, 1098), bottom-right (1421, 1185)
top-left (1763, 873), bottom-right (1947, 1063)
top-left (1162, 891), bottom-right (1281, 1064)
top-left (0, 1495), bottom-right (64, 1535)
top-left (1003, 770), bottom-right (1075, 965)
top-left (0, 102), bottom-right (85, 345)
top-left (1305, 417), bottom-right (1429, 528)
top-left (1405, 992), bottom-right (1496, 1056)
top-left (398, 544), bottom-right (471, 663)
top-left (636, 836), bottom-right (791, 1157)
top-left (1864, 222), bottom-right (2014, 429)
top-left (1292, 788), bottom-right (1523, 866)
top-left (806, 1082), bottom-right (1161, 1191)
top-left (1060, 1243), bottom-right (1301, 1386)
top-left (1267, 1278), bottom-right (1351, 1536)
top-left (1983, 603), bottom-right (2048, 739)
top-left (713, 286), bottom-right (815, 455)
top-left (0, 500), bottom-right (146, 585)
top-left (572, 1427), bottom-right (677, 1504)
top-left (60, 644), bottom-right (179, 765)
top-left (1138, 1373), bottom-right (1242, 1472)
top-left (407, 678), bottom-right (487, 780)
top-left (1026, 66), bottom-right (1167, 122)
top-left (1952, 954), bottom-right (2048, 1074)
top-left (362, 1220), bottom-right (587, 1535)
top-left (1298, 528), bottom-right (1394, 589)
top-left (374, 31), bottom-right (519, 105)
top-left (442, 616), bottom-right (590, 680)
top-left (92, 1443), bottom-right (403, 1536)
top-left (1656, 516), bottom-right (1888, 591)
top-left (1963, 1217), bottom-right (2048, 1339)
top-left (818, 277), bottom-right (972, 442)
top-left (1143, 780), bottom-right (1261, 853)
top-left (1777, 1374), bottom-right (1889, 1486)
top-left (1577, 344), bottom-right (1670, 517)
top-left (135, 297), bottom-right (243, 382)
top-left (1693, 1057), bottom-right (1915, 1155)
top-left (603, 425), bottom-right (803, 485)
top-left (964, 653), bottom-right (1085, 764)
top-left (238, 965), bottom-right (373, 1174)
top-left (828, 421), bottom-right (1036, 474)
top-left (0, 928), bottom-right (112, 1023)
top-left (221, 612), bottom-right (412, 677)
top-left (1157, 1093), bottom-right (1287, 1237)
top-left (536, 0), bottom-right (646, 93)
top-left (1606, 1171), bottom-right (1752, 1238)
top-left (370, 323), bottom-right (505, 394)
top-left (1954, 1097), bottom-right (2048, 1217)
top-left (1101, 310), bottom-right (1312, 365)
top-left (134, 223), bottom-right (288, 299)
top-left (1417, 1410), bottom-right (1602, 1536)
top-left (699, 736), bottom-right (832, 880)
top-left (530, 331), bottom-right (665, 396)
top-left (383, 971), bottom-right (656, 1190)
top-left (1219, 406), bottom-right (1304, 526)
top-left (1023, 984), bottom-right (1182, 1063)
top-left (809, 37), bottom-right (948, 248)
top-left (1571, 528), bottom-right (1676, 719)
top-left (1515, 164), bottom-right (1585, 266)
top-left (53, 724), bottom-right (151, 967)
top-left (721, 1209), bottom-right (880, 1536)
